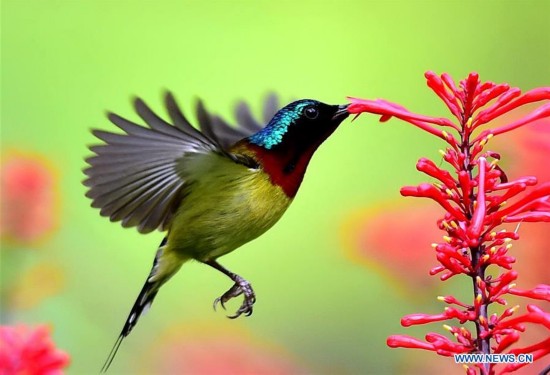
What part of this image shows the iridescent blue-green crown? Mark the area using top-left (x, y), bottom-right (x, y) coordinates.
top-left (249, 100), bottom-right (317, 149)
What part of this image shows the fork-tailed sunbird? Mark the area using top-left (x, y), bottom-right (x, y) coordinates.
top-left (83, 93), bottom-right (350, 371)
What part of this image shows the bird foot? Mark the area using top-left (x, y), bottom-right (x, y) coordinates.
top-left (213, 275), bottom-right (256, 319)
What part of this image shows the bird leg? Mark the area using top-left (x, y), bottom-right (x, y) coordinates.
top-left (205, 260), bottom-right (256, 319)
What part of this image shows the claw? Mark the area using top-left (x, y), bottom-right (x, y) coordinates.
top-left (227, 299), bottom-right (254, 319)
top-left (213, 277), bottom-right (256, 319)
top-left (213, 297), bottom-right (226, 311)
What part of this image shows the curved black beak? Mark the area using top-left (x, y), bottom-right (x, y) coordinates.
top-left (332, 104), bottom-right (350, 121)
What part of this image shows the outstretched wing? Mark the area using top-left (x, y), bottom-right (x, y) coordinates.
top-left (84, 92), bottom-right (277, 233)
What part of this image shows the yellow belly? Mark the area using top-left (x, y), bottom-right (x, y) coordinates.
top-left (167, 153), bottom-right (292, 261)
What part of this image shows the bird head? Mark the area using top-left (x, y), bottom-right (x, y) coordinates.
top-left (248, 99), bottom-right (349, 151)
top-left (241, 99), bottom-right (349, 197)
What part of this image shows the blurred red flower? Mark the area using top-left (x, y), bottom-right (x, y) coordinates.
top-left (150, 324), bottom-right (309, 375)
top-left (491, 109), bottom-right (550, 288)
top-left (0, 153), bottom-right (58, 245)
top-left (0, 325), bottom-right (70, 374)
top-left (492, 108), bottom-right (550, 182)
top-left (341, 202), bottom-right (441, 291)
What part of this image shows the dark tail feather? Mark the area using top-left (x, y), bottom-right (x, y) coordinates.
top-left (100, 335), bottom-right (123, 373)
top-left (100, 277), bottom-right (161, 372)
top-left (100, 238), bottom-right (172, 373)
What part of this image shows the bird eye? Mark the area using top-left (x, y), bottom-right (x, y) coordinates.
top-left (303, 106), bottom-right (319, 120)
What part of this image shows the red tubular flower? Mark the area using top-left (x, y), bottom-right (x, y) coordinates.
top-left (0, 325), bottom-right (70, 374)
top-left (509, 285), bottom-right (550, 302)
top-left (348, 72), bottom-right (550, 374)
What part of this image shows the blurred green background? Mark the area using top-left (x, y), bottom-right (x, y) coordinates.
top-left (2, 1), bottom-right (549, 374)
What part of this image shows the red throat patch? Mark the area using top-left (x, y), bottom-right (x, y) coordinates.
top-left (232, 141), bottom-right (320, 198)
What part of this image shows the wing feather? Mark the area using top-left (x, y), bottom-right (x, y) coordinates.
top-left (85, 94), bottom-right (217, 233)
top-left (196, 93), bottom-right (280, 149)
top-left (263, 93), bottom-right (279, 123)
top-left (235, 101), bottom-right (261, 134)
top-left (84, 92), bottom-right (279, 233)
top-left (84, 162), bottom-right (174, 187)
top-left (164, 93), bottom-right (214, 145)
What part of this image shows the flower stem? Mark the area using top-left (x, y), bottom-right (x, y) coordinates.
top-left (461, 119), bottom-right (492, 374)
top-left (471, 246), bottom-right (491, 375)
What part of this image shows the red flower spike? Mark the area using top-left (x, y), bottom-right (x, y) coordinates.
top-left (348, 72), bottom-right (550, 373)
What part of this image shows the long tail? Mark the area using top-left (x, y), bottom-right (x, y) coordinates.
top-left (100, 238), bottom-right (185, 372)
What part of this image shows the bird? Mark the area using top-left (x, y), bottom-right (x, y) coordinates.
top-left (83, 92), bottom-right (349, 371)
